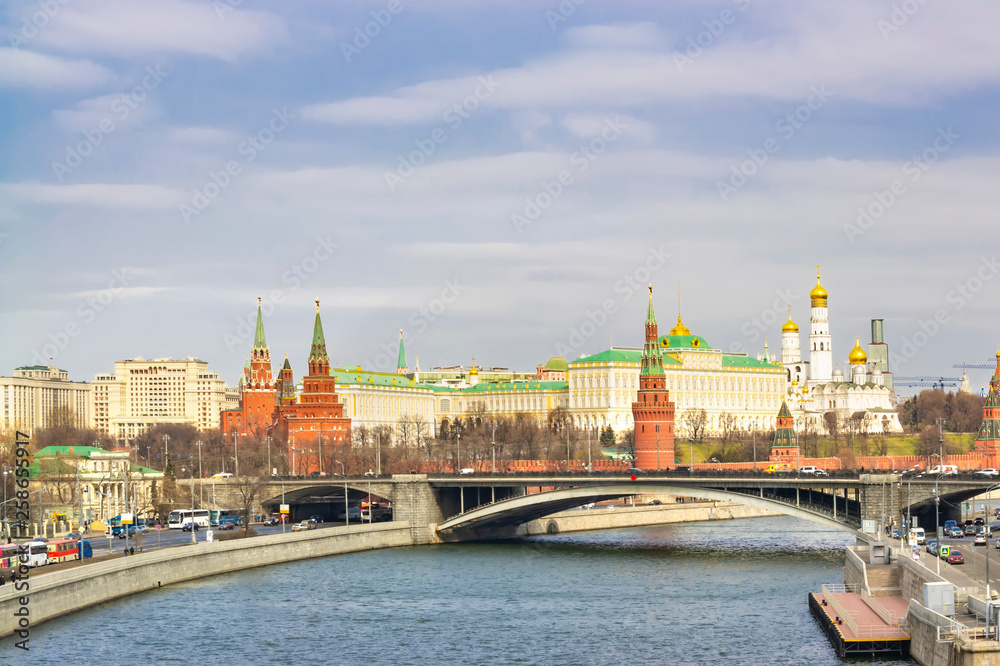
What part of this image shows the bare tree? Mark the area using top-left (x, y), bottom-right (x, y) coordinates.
top-left (230, 475), bottom-right (263, 533)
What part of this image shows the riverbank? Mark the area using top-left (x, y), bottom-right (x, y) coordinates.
top-left (0, 521), bottom-right (412, 640)
top-left (524, 500), bottom-right (777, 535)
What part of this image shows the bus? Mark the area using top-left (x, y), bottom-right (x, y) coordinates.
top-left (168, 509), bottom-right (210, 529)
top-left (47, 539), bottom-right (92, 563)
top-left (210, 509), bottom-right (243, 527)
top-left (0, 543), bottom-right (25, 568)
top-left (20, 542), bottom-right (49, 568)
top-left (108, 514), bottom-right (149, 537)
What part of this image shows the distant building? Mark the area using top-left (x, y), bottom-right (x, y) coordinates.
top-left (92, 357), bottom-right (233, 443)
top-left (631, 287), bottom-right (676, 470)
top-left (0, 365), bottom-right (91, 435)
top-left (973, 352), bottom-right (1000, 468)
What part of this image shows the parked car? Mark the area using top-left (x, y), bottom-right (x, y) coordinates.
top-left (926, 540), bottom-right (939, 555)
top-left (946, 550), bottom-right (965, 565)
top-left (891, 529), bottom-right (902, 539)
top-left (309, 515), bottom-right (324, 523)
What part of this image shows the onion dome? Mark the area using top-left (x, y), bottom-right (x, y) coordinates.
top-left (810, 266), bottom-right (828, 307)
top-left (782, 305), bottom-right (798, 334)
top-left (669, 315), bottom-right (691, 336)
top-left (848, 335), bottom-right (868, 365)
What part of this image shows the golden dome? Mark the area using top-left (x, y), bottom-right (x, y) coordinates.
top-left (810, 265), bottom-right (828, 307)
top-left (848, 335), bottom-right (867, 365)
top-left (669, 315), bottom-right (691, 336)
top-left (782, 306), bottom-right (798, 333)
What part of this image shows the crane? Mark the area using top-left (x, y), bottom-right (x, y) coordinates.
top-left (952, 363), bottom-right (997, 370)
top-left (894, 376), bottom-right (961, 389)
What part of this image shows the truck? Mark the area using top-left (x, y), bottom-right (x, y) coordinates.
top-left (909, 527), bottom-right (926, 545)
top-left (926, 465), bottom-right (959, 476)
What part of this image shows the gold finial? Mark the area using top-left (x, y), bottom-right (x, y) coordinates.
top-left (315, 299), bottom-right (320, 312)
top-left (816, 264), bottom-right (821, 280)
top-left (257, 295), bottom-right (261, 306)
top-left (788, 304), bottom-right (792, 317)
top-left (400, 328), bottom-right (403, 338)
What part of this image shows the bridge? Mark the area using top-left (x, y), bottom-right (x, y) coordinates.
top-left (195, 473), bottom-right (995, 544)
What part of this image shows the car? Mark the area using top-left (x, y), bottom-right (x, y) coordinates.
top-left (946, 527), bottom-right (964, 538)
top-left (458, 468), bottom-right (475, 475)
top-left (211, 472), bottom-right (233, 478)
top-left (627, 468), bottom-right (646, 475)
top-left (966, 525), bottom-right (978, 536)
top-left (926, 540), bottom-right (939, 554)
top-left (946, 550), bottom-right (965, 564)
top-left (135, 525), bottom-right (149, 533)
top-left (181, 522), bottom-right (200, 532)
top-left (976, 469), bottom-right (1000, 477)
top-left (995, 538), bottom-right (1000, 550)
top-left (116, 526), bottom-right (137, 539)
top-left (975, 534), bottom-right (987, 545)
top-left (264, 517), bottom-right (279, 526)
top-left (218, 523), bottom-right (236, 531)
top-left (365, 471), bottom-right (379, 477)
top-left (975, 517), bottom-right (986, 526)
top-left (648, 500), bottom-right (662, 506)
top-left (65, 531), bottom-right (81, 540)
top-left (309, 515), bottom-right (324, 523)
top-left (797, 466), bottom-right (829, 476)
top-left (291, 522), bottom-right (309, 532)
top-left (891, 529), bottom-right (902, 539)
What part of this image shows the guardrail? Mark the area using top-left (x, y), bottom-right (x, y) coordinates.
top-left (862, 586), bottom-right (902, 628)
top-left (822, 585), bottom-right (908, 639)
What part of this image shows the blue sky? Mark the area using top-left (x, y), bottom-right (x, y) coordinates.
top-left (1, 0), bottom-right (998, 395)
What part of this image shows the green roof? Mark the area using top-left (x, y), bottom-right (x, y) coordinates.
top-left (721, 355), bottom-right (783, 370)
top-left (309, 306), bottom-right (328, 365)
top-left (34, 445), bottom-right (106, 458)
top-left (658, 334), bottom-right (713, 350)
top-left (397, 333), bottom-right (406, 370)
top-left (574, 349), bottom-right (642, 364)
top-left (15, 365), bottom-right (52, 370)
top-left (461, 381), bottom-right (568, 393)
top-left (331, 369), bottom-right (432, 391)
top-left (541, 356), bottom-right (569, 371)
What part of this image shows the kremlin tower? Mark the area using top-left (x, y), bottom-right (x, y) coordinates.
top-left (631, 286), bottom-right (676, 470)
top-left (974, 351), bottom-right (1000, 469)
top-left (807, 266), bottom-right (832, 387)
top-left (769, 400), bottom-right (799, 467)
top-left (221, 298), bottom-right (277, 437)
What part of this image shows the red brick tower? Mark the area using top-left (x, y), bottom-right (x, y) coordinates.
top-left (974, 351), bottom-right (1000, 469)
top-left (632, 286), bottom-right (676, 470)
top-left (769, 400), bottom-right (799, 468)
top-left (222, 298), bottom-right (276, 437)
top-left (275, 300), bottom-right (351, 474)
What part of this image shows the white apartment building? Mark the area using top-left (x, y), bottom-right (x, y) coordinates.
top-left (0, 365), bottom-right (92, 435)
top-left (92, 357), bottom-right (232, 442)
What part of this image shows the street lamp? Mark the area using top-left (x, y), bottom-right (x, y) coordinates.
top-left (335, 460), bottom-right (348, 526)
top-left (195, 440), bottom-right (204, 509)
top-left (233, 432), bottom-right (240, 478)
top-left (655, 424), bottom-right (660, 472)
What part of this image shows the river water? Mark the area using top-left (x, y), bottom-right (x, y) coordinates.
top-left (21, 516), bottom-right (909, 665)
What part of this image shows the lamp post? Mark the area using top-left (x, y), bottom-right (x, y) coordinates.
top-left (456, 428), bottom-right (462, 473)
top-left (2, 466), bottom-right (9, 541)
top-left (163, 434), bottom-right (170, 461)
top-left (655, 424), bottom-right (660, 471)
top-left (265, 436), bottom-right (271, 477)
top-left (587, 427), bottom-right (592, 473)
top-left (491, 422), bottom-right (497, 474)
top-left (335, 460), bottom-right (347, 526)
top-left (196, 440), bottom-right (204, 509)
top-left (376, 431), bottom-right (381, 476)
top-left (233, 432), bottom-right (240, 478)
top-left (689, 438), bottom-right (694, 475)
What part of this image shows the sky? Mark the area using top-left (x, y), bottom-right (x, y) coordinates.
top-left (1, 0), bottom-right (998, 396)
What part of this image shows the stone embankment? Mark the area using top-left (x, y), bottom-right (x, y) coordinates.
top-left (524, 500), bottom-right (776, 535)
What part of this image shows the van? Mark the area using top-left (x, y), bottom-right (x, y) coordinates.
top-left (927, 465), bottom-right (959, 476)
top-left (337, 506), bottom-right (362, 521)
top-left (765, 463), bottom-right (791, 474)
top-left (910, 527), bottom-right (926, 545)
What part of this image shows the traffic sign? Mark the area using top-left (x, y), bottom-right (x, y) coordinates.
top-left (280, 504), bottom-right (289, 514)
top-left (121, 513), bottom-right (133, 525)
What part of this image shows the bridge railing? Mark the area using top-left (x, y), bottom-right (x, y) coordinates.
top-left (726, 487), bottom-right (861, 527)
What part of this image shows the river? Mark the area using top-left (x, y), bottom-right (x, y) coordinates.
top-left (21, 516), bottom-right (908, 664)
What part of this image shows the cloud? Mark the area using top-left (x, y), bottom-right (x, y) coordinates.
top-left (51, 93), bottom-right (160, 133)
top-left (0, 48), bottom-right (112, 88)
top-left (32, 0), bottom-right (287, 61)
top-left (169, 127), bottom-right (239, 144)
top-left (0, 182), bottom-right (185, 208)
top-left (302, 1), bottom-right (1000, 125)
top-left (562, 113), bottom-right (657, 141)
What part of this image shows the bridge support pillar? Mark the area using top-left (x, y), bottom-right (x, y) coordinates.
top-left (388, 475), bottom-right (459, 545)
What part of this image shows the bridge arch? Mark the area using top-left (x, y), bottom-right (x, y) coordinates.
top-left (437, 483), bottom-right (861, 537)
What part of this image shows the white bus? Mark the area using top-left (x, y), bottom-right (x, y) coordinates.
top-left (167, 509), bottom-right (211, 529)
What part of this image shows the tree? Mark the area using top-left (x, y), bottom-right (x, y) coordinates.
top-left (681, 409), bottom-right (708, 443)
top-left (599, 426), bottom-right (616, 447)
top-left (716, 412), bottom-right (739, 460)
top-left (916, 424), bottom-right (942, 460)
top-left (620, 429), bottom-right (635, 462)
top-left (231, 475), bottom-right (263, 533)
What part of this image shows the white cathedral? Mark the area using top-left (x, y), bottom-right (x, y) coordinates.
top-left (779, 268), bottom-right (903, 435)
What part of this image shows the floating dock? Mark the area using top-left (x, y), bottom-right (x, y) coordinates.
top-left (809, 590), bottom-right (910, 658)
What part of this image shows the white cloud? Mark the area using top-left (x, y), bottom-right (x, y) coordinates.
top-left (51, 93), bottom-right (160, 133)
top-left (0, 182), bottom-right (185, 208)
top-left (32, 0), bottom-right (287, 61)
top-left (562, 113), bottom-right (657, 142)
top-left (561, 22), bottom-right (665, 49)
top-left (169, 127), bottom-right (238, 144)
top-left (0, 48), bottom-right (112, 88)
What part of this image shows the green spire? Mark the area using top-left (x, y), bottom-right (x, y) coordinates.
top-left (396, 329), bottom-right (407, 371)
top-left (641, 285), bottom-right (665, 377)
top-left (252, 296), bottom-right (267, 351)
top-left (308, 299), bottom-right (329, 365)
top-left (777, 400), bottom-right (792, 418)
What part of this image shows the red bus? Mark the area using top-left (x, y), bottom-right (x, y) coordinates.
top-left (46, 539), bottom-right (92, 563)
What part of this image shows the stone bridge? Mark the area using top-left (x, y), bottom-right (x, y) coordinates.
top-left (184, 473), bottom-right (994, 544)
